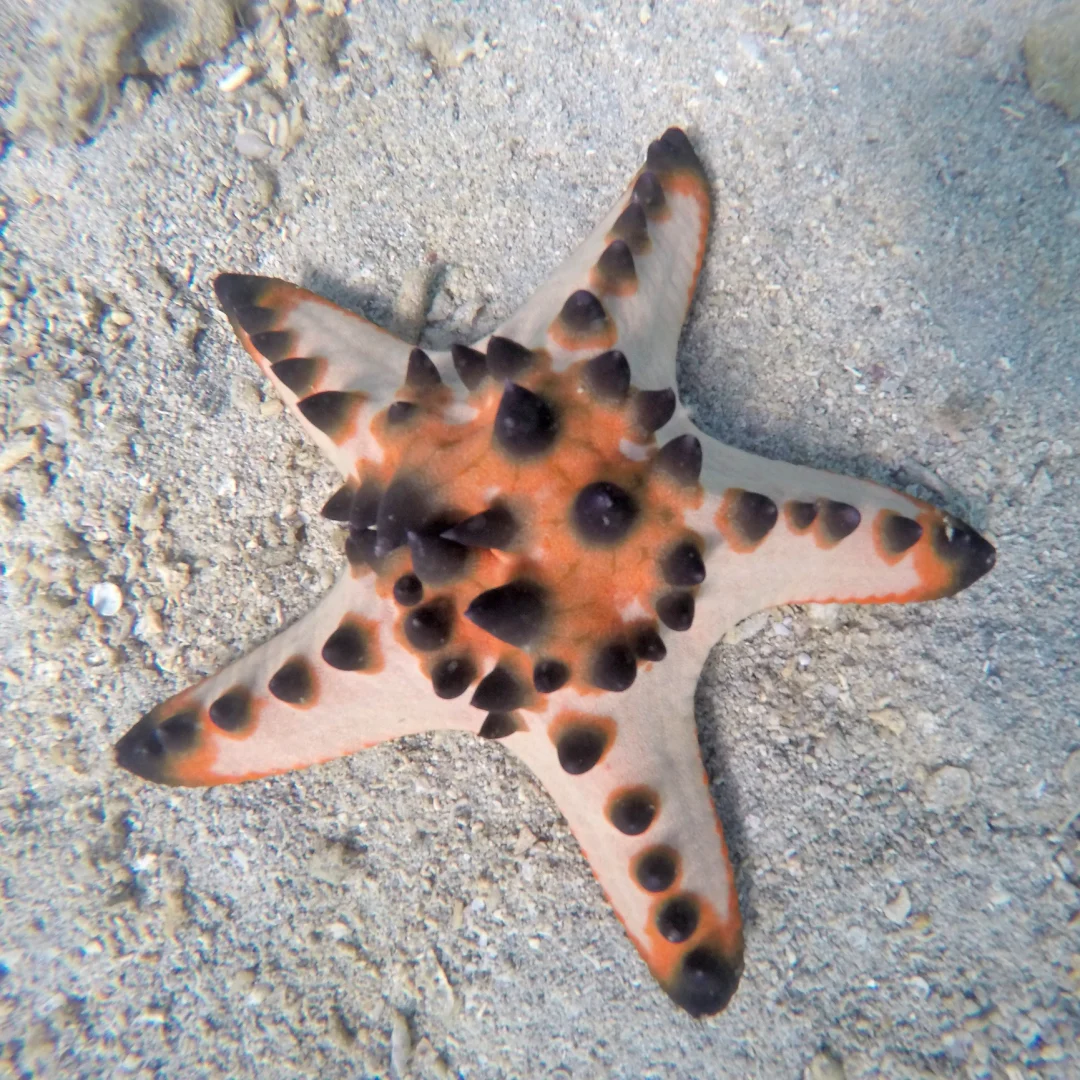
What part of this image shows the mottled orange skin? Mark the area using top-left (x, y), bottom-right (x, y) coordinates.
top-left (360, 353), bottom-right (704, 706)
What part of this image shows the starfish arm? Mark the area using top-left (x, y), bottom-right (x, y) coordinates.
top-left (677, 424), bottom-right (996, 630)
top-left (114, 569), bottom-right (473, 787)
top-left (503, 660), bottom-right (744, 1017)
top-left (480, 128), bottom-right (711, 392)
top-left (214, 275), bottom-right (414, 478)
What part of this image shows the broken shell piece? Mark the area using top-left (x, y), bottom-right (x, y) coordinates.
top-left (255, 12), bottom-right (282, 50)
top-left (284, 102), bottom-right (304, 151)
top-left (271, 112), bottom-right (289, 147)
top-left (883, 885), bottom-right (912, 925)
top-left (218, 65), bottom-right (254, 93)
top-left (236, 128), bottom-right (274, 161)
top-left (89, 582), bottom-right (123, 618)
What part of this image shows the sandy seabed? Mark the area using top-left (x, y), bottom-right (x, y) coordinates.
top-left (1, 1), bottom-right (1078, 1078)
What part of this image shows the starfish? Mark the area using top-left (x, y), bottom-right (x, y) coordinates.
top-left (114, 128), bottom-right (995, 1017)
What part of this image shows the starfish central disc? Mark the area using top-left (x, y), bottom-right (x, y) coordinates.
top-left (354, 351), bottom-right (704, 698)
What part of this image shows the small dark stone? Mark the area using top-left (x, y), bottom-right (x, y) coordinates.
top-left (657, 896), bottom-right (699, 943)
top-left (786, 500), bottom-right (818, 531)
top-left (298, 391), bottom-right (363, 440)
top-left (669, 947), bottom-right (742, 1017)
top-left (269, 658), bottom-right (314, 705)
top-left (636, 388), bottom-right (677, 433)
top-left (464, 580), bottom-right (547, 648)
top-left (533, 658), bottom-right (570, 694)
top-left (322, 622), bottom-right (368, 671)
top-left (250, 330), bottom-right (296, 363)
top-left (820, 499), bottom-right (862, 543)
top-left (348, 479), bottom-right (382, 533)
top-left (403, 598), bottom-right (455, 652)
top-left (375, 476), bottom-right (429, 557)
top-left (272, 357), bottom-right (322, 396)
top-left (656, 591), bottom-right (695, 632)
top-left (635, 847), bottom-right (677, 892)
top-left (880, 513), bottom-right (923, 555)
top-left (591, 640), bottom-right (637, 692)
top-left (558, 290), bottom-right (609, 337)
top-left (556, 724), bottom-right (609, 775)
top-left (493, 383), bottom-right (559, 458)
top-left (583, 349), bottom-right (631, 402)
top-left (321, 482), bottom-right (356, 522)
top-left (593, 241), bottom-right (637, 294)
top-left (407, 529), bottom-right (470, 585)
top-left (608, 787), bottom-right (657, 835)
top-left (654, 434), bottom-right (702, 486)
top-left (387, 401), bottom-right (419, 425)
top-left (405, 347), bottom-right (441, 389)
top-left (209, 688), bottom-right (252, 732)
top-left (632, 626), bottom-right (667, 662)
top-left (479, 712), bottom-right (519, 739)
top-left (632, 171), bottom-right (666, 215)
top-left (662, 541), bottom-right (706, 587)
top-left (573, 481), bottom-right (639, 546)
top-left (393, 573), bottom-right (424, 606)
top-left (451, 343), bottom-right (488, 390)
top-left (486, 337), bottom-right (533, 380)
top-left (470, 665), bottom-right (525, 711)
top-left (442, 504), bottom-right (518, 551)
top-left (609, 202), bottom-right (650, 254)
top-left (431, 654), bottom-right (476, 699)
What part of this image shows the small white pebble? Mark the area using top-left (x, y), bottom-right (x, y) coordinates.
top-left (88, 582), bottom-right (122, 618)
top-left (271, 112), bottom-right (290, 148)
top-left (390, 1010), bottom-right (412, 1079)
top-left (883, 884), bottom-right (912, 925)
top-left (737, 34), bottom-right (765, 63)
top-left (714, 68), bottom-right (729, 87)
top-left (218, 64), bottom-right (253, 93)
top-left (513, 826), bottom-right (537, 856)
top-left (923, 765), bottom-right (973, 811)
top-left (806, 1050), bottom-right (846, 1080)
top-left (236, 129), bottom-right (274, 161)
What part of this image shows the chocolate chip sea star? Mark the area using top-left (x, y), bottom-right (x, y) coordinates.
top-left (115, 128), bottom-right (995, 1016)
